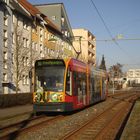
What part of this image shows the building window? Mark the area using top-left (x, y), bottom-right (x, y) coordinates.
top-left (22, 57), bottom-right (29, 66)
top-left (12, 53), bottom-right (14, 64)
top-left (23, 20), bottom-right (27, 29)
top-left (4, 39), bottom-right (8, 48)
top-left (40, 44), bottom-right (44, 57)
top-left (26, 75), bottom-right (29, 85)
top-left (65, 31), bottom-right (68, 36)
top-left (40, 28), bottom-right (43, 42)
top-left (23, 38), bottom-right (29, 48)
top-left (32, 42), bottom-right (34, 49)
top-left (40, 35), bottom-right (43, 42)
top-left (4, 62), bottom-right (7, 69)
top-left (12, 14), bottom-right (16, 23)
top-left (26, 39), bottom-right (29, 48)
top-left (4, 10), bottom-right (8, 26)
top-left (22, 75), bottom-right (25, 85)
top-left (11, 73), bottom-right (13, 82)
top-left (67, 32), bottom-right (70, 37)
top-left (22, 75), bottom-right (29, 85)
top-left (26, 57), bottom-right (29, 66)
top-left (3, 51), bottom-right (7, 60)
top-left (32, 28), bottom-right (35, 33)
top-left (4, 0), bottom-right (9, 4)
top-left (40, 28), bottom-right (43, 35)
top-left (12, 33), bottom-right (14, 44)
top-left (23, 38), bottom-right (26, 47)
top-left (23, 57), bottom-right (25, 66)
top-left (135, 70), bottom-right (140, 77)
top-left (52, 16), bottom-right (56, 21)
top-left (4, 30), bottom-right (8, 38)
top-left (27, 24), bottom-right (30, 30)
top-left (3, 73), bottom-right (7, 81)
top-left (45, 31), bottom-right (47, 39)
top-left (17, 19), bottom-right (20, 26)
top-left (40, 44), bottom-right (43, 51)
top-left (61, 17), bottom-right (64, 26)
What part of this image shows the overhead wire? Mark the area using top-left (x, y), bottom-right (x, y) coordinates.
top-left (90, 0), bottom-right (137, 63)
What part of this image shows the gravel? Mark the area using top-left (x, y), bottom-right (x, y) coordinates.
top-left (15, 97), bottom-right (118, 140)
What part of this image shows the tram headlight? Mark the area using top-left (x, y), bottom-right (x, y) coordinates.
top-left (35, 88), bottom-right (43, 102)
top-left (51, 93), bottom-right (58, 102)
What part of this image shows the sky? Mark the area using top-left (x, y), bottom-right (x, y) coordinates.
top-left (29, 0), bottom-right (140, 72)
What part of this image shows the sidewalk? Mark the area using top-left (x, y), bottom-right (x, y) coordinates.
top-left (0, 104), bottom-right (33, 120)
top-left (120, 99), bottom-right (140, 140)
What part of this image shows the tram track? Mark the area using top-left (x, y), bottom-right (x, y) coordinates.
top-left (0, 114), bottom-right (64, 140)
top-left (61, 94), bottom-right (138, 140)
top-left (0, 92), bottom-right (139, 140)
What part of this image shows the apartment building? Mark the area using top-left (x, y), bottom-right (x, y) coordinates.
top-left (127, 69), bottom-right (140, 85)
top-left (0, 0), bottom-right (73, 94)
top-left (0, 0), bottom-right (11, 93)
top-left (72, 28), bottom-right (96, 66)
top-left (0, 0), bottom-right (33, 93)
top-left (35, 3), bottom-right (74, 58)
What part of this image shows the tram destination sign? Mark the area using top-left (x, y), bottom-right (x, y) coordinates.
top-left (35, 59), bottom-right (65, 67)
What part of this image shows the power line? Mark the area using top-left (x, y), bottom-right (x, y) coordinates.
top-left (90, 0), bottom-right (137, 62)
top-left (96, 38), bottom-right (140, 42)
top-left (90, 0), bottom-right (113, 39)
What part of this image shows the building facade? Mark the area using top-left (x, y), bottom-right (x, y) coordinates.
top-left (0, 0), bottom-right (33, 93)
top-left (72, 28), bottom-right (96, 66)
top-left (35, 3), bottom-right (74, 58)
top-left (0, 0), bottom-right (12, 93)
top-left (0, 0), bottom-right (74, 94)
top-left (127, 69), bottom-right (140, 85)
top-left (35, 3), bottom-right (73, 39)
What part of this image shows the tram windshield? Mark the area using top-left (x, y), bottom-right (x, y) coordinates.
top-left (35, 60), bottom-right (65, 92)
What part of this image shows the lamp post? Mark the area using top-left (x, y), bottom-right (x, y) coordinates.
top-left (113, 71), bottom-right (114, 94)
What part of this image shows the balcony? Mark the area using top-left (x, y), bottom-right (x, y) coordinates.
top-left (88, 39), bottom-right (96, 47)
top-left (88, 47), bottom-right (95, 55)
top-left (88, 55), bottom-right (95, 63)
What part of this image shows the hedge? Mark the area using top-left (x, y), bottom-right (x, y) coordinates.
top-left (0, 93), bottom-right (32, 108)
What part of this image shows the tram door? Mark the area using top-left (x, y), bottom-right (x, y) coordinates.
top-left (73, 71), bottom-right (87, 106)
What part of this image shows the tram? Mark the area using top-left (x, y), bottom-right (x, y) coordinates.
top-left (33, 58), bottom-right (108, 112)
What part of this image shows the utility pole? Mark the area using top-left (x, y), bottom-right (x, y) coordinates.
top-left (76, 36), bottom-right (82, 59)
top-left (113, 71), bottom-right (114, 94)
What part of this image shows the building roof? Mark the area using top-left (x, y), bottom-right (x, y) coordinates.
top-left (17, 0), bottom-right (41, 16)
top-left (17, 0), bottom-right (62, 34)
top-left (35, 3), bottom-right (73, 38)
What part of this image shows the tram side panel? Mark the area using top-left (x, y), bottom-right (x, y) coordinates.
top-left (68, 59), bottom-right (88, 110)
top-left (89, 68), bottom-right (107, 105)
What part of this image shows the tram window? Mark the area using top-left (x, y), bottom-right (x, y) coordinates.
top-left (66, 68), bottom-right (72, 95)
top-left (73, 72), bottom-right (78, 96)
top-left (94, 75), bottom-right (101, 96)
top-left (90, 77), bottom-right (95, 93)
top-left (73, 72), bottom-right (86, 96)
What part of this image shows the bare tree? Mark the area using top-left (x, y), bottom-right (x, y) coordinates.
top-left (13, 25), bottom-right (30, 93)
top-left (109, 63), bottom-right (123, 78)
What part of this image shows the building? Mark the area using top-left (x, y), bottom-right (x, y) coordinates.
top-left (0, 0), bottom-right (74, 94)
top-left (35, 3), bottom-right (73, 39)
top-left (127, 69), bottom-right (140, 85)
top-left (0, 0), bottom-right (11, 93)
top-left (35, 3), bottom-right (74, 58)
top-left (72, 28), bottom-right (96, 66)
top-left (0, 0), bottom-right (34, 93)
